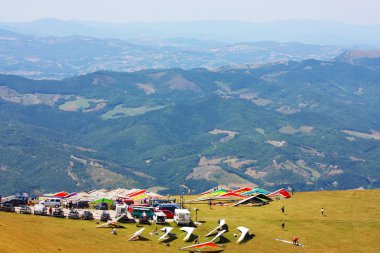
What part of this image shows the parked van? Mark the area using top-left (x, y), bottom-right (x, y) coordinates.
top-left (153, 211), bottom-right (167, 224)
top-left (115, 204), bottom-right (127, 218)
top-left (42, 198), bottom-right (61, 208)
top-left (131, 207), bottom-right (154, 219)
top-left (34, 204), bottom-right (48, 215)
top-left (157, 203), bottom-right (179, 213)
top-left (174, 209), bottom-right (191, 226)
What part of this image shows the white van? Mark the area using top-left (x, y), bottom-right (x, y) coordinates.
top-left (41, 198), bottom-right (61, 208)
top-left (153, 211), bottom-right (167, 224)
top-left (34, 204), bottom-right (48, 215)
top-left (115, 203), bottom-right (127, 218)
top-left (174, 209), bottom-right (191, 226)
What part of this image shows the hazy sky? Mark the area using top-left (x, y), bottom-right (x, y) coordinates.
top-left (0, 0), bottom-right (379, 25)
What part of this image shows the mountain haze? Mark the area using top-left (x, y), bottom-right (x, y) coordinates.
top-left (1, 19), bottom-right (380, 45)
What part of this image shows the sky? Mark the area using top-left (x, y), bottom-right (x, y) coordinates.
top-left (0, 0), bottom-right (379, 25)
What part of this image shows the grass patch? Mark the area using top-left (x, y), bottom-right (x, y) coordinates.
top-left (0, 190), bottom-right (379, 253)
top-left (101, 104), bottom-right (165, 119)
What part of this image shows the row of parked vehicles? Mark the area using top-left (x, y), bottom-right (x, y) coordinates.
top-left (1, 197), bottom-right (191, 225)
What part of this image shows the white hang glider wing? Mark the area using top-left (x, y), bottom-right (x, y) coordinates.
top-left (205, 219), bottom-right (225, 237)
top-left (180, 227), bottom-right (195, 241)
top-left (128, 228), bottom-right (146, 241)
top-left (96, 221), bottom-right (120, 228)
top-left (210, 229), bottom-right (226, 242)
top-left (236, 226), bottom-right (249, 243)
top-left (158, 227), bottom-right (174, 241)
top-left (275, 238), bottom-right (304, 247)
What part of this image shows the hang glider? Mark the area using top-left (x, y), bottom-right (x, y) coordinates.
top-left (275, 238), bottom-right (304, 247)
top-left (96, 221), bottom-right (122, 228)
top-left (232, 194), bottom-right (272, 207)
top-left (179, 241), bottom-right (224, 252)
top-left (205, 219), bottom-right (225, 237)
top-left (181, 227), bottom-right (195, 241)
top-left (210, 230), bottom-right (226, 242)
top-left (128, 228), bottom-right (146, 241)
top-left (158, 227), bottom-right (174, 241)
top-left (236, 226), bottom-right (249, 243)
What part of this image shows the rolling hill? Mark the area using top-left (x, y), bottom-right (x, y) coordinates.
top-left (0, 28), bottom-right (343, 79)
top-left (1, 59), bottom-right (380, 195)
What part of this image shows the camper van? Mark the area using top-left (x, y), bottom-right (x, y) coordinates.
top-left (174, 209), bottom-right (191, 226)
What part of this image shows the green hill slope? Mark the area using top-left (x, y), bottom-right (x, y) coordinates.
top-left (1, 60), bottom-right (380, 195)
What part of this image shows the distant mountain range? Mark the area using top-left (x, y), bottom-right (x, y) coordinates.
top-left (1, 58), bottom-right (380, 195)
top-left (1, 19), bottom-right (380, 45)
top-left (0, 28), bottom-right (344, 79)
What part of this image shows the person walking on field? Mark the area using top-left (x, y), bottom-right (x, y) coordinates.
top-left (321, 207), bottom-right (325, 216)
top-left (281, 205), bottom-right (285, 214)
top-left (281, 220), bottom-right (285, 230)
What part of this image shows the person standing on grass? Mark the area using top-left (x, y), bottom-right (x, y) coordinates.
top-left (321, 207), bottom-right (325, 216)
top-left (281, 220), bottom-right (285, 230)
top-left (209, 200), bottom-right (213, 210)
top-left (293, 235), bottom-right (299, 245)
top-left (281, 205), bottom-right (285, 214)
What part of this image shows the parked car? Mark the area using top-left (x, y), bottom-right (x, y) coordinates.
top-left (52, 208), bottom-right (65, 218)
top-left (3, 198), bottom-right (28, 207)
top-left (68, 209), bottom-right (80, 219)
top-left (80, 210), bottom-right (94, 220)
top-left (19, 205), bottom-right (32, 214)
top-left (33, 204), bottom-right (47, 215)
top-left (74, 201), bottom-right (89, 209)
top-left (160, 209), bottom-right (174, 219)
top-left (157, 203), bottom-right (179, 214)
top-left (42, 198), bottom-right (61, 208)
top-left (0, 203), bottom-right (15, 212)
top-left (127, 204), bottom-right (150, 213)
top-left (131, 207), bottom-right (154, 219)
top-left (94, 202), bottom-right (108, 210)
top-left (117, 213), bottom-right (136, 223)
top-left (100, 211), bottom-right (111, 222)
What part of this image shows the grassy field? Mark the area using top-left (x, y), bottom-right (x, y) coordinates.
top-left (0, 190), bottom-right (379, 253)
top-left (101, 104), bottom-right (165, 119)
